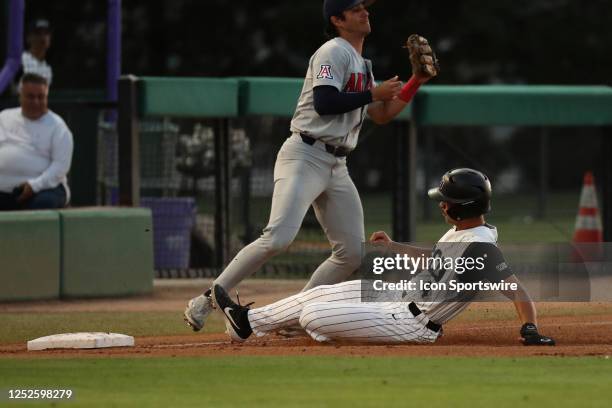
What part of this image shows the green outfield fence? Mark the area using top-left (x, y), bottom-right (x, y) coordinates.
top-left (111, 77), bottom-right (612, 278)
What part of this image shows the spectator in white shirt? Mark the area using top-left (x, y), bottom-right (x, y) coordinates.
top-left (21, 19), bottom-right (53, 86)
top-left (0, 73), bottom-right (73, 210)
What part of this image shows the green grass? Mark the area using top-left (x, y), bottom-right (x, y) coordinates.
top-left (417, 217), bottom-right (575, 243)
top-left (239, 191), bottom-right (577, 244)
top-left (0, 312), bottom-right (225, 345)
top-left (193, 191), bottom-right (579, 270)
top-left (4, 302), bottom-right (610, 345)
top-left (1, 356), bottom-right (611, 407)
top-left (283, 217), bottom-right (573, 245)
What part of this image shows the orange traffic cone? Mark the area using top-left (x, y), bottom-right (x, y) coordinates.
top-left (573, 171), bottom-right (603, 242)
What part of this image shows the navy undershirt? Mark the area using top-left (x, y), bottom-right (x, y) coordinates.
top-left (313, 85), bottom-right (373, 116)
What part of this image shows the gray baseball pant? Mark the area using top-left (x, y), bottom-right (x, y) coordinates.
top-left (213, 133), bottom-right (365, 291)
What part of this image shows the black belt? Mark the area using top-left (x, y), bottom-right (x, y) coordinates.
top-left (300, 133), bottom-right (350, 157)
top-left (409, 302), bottom-right (442, 333)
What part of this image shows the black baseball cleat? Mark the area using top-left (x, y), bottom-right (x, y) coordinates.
top-left (212, 284), bottom-right (253, 342)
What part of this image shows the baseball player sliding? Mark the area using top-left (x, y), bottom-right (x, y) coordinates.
top-left (184, 0), bottom-right (439, 331)
top-left (212, 168), bottom-right (556, 346)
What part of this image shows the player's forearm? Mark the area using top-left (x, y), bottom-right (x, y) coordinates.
top-left (388, 241), bottom-right (431, 258)
top-left (504, 276), bottom-right (538, 325)
top-left (368, 98), bottom-right (409, 124)
top-left (368, 76), bottom-right (424, 124)
top-left (313, 85), bottom-right (372, 115)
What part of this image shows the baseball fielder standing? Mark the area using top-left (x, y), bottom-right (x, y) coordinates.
top-left (185, 0), bottom-right (439, 331)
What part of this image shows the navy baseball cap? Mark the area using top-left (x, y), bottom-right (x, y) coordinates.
top-left (27, 19), bottom-right (51, 34)
top-left (323, 0), bottom-right (377, 22)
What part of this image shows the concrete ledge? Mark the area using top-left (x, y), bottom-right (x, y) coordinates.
top-left (0, 211), bottom-right (61, 301)
top-left (59, 207), bottom-right (154, 298)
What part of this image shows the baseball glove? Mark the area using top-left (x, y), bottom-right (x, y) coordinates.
top-left (520, 323), bottom-right (556, 346)
top-left (405, 34), bottom-right (439, 79)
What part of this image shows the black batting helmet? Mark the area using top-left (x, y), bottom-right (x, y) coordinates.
top-left (428, 168), bottom-right (492, 221)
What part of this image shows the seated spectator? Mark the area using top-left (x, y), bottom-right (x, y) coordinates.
top-left (0, 73), bottom-right (73, 210)
top-left (21, 19), bottom-right (53, 86)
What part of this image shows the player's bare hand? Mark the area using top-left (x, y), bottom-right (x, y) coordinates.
top-left (369, 231), bottom-right (392, 244)
top-left (371, 76), bottom-right (401, 102)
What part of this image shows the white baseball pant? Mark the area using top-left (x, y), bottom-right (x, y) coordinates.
top-left (248, 281), bottom-right (440, 343)
top-left (214, 134), bottom-right (365, 291)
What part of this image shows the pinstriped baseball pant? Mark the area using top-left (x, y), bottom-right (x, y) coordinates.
top-left (214, 134), bottom-right (365, 292)
top-left (248, 281), bottom-right (440, 343)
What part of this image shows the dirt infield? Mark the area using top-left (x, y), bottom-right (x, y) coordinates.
top-left (2, 279), bottom-right (612, 358)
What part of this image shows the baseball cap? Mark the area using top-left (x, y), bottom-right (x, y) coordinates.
top-left (323, 0), bottom-right (377, 22)
top-left (27, 19), bottom-right (51, 34)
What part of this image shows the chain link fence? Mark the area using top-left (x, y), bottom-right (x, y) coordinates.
top-left (97, 112), bottom-right (601, 278)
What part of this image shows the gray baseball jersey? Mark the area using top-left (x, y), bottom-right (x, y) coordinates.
top-left (290, 37), bottom-right (374, 150)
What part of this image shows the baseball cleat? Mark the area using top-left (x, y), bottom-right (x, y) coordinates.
top-left (212, 284), bottom-right (253, 342)
top-left (183, 290), bottom-right (213, 332)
